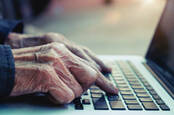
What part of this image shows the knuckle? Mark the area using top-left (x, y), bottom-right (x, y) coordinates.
top-left (43, 32), bottom-right (55, 38)
top-left (86, 64), bottom-right (99, 80)
top-left (50, 42), bottom-right (65, 48)
top-left (58, 43), bottom-right (66, 48)
top-left (82, 46), bottom-right (89, 52)
top-left (37, 48), bottom-right (58, 62)
top-left (47, 48), bottom-right (58, 58)
top-left (73, 47), bottom-right (81, 54)
top-left (39, 65), bottom-right (52, 76)
top-left (36, 65), bottom-right (52, 83)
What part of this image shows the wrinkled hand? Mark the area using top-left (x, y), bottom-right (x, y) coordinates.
top-left (6, 32), bottom-right (111, 73)
top-left (11, 43), bottom-right (118, 104)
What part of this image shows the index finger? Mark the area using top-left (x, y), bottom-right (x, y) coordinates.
top-left (95, 72), bottom-right (118, 94)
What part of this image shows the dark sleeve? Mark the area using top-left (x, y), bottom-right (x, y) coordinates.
top-left (0, 19), bottom-right (23, 44)
top-left (0, 45), bottom-right (15, 97)
top-left (0, 19), bottom-right (23, 97)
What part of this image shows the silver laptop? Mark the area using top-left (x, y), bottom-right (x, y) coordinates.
top-left (0, 0), bottom-right (174, 115)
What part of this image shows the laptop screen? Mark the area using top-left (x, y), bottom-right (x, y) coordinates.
top-left (146, 0), bottom-right (174, 94)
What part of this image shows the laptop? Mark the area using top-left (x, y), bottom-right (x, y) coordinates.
top-left (0, 0), bottom-right (174, 115)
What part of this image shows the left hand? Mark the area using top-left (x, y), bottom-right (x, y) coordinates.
top-left (6, 32), bottom-right (111, 74)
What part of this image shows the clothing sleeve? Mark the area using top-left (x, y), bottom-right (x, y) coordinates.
top-left (0, 19), bottom-right (23, 44)
top-left (0, 19), bottom-right (23, 97)
top-left (0, 45), bottom-right (15, 97)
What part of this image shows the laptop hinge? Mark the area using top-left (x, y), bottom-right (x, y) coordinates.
top-left (143, 60), bottom-right (174, 99)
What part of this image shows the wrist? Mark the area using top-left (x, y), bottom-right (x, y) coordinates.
top-left (5, 32), bottom-right (23, 48)
top-left (4, 32), bottom-right (13, 45)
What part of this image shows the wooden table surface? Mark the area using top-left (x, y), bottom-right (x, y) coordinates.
top-left (26, 0), bottom-right (166, 56)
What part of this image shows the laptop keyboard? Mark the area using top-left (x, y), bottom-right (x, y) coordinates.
top-left (73, 61), bottom-right (170, 111)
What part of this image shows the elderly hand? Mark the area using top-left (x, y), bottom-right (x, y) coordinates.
top-left (6, 32), bottom-right (111, 74)
top-left (11, 42), bottom-right (118, 104)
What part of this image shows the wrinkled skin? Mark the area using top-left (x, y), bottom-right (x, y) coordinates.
top-left (6, 32), bottom-right (111, 73)
top-left (6, 33), bottom-right (118, 104)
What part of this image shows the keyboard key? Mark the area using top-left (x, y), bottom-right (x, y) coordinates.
top-left (136, 93), bottom-right (150, 98)
top-left (127, 104), bottom-right (143, 110)
top-left (146, 86), bottom-right (154, 91)
top-left (119, 88), bottom-right (131, 91)
top-left (117, 85), bottom-right (129, 88)
top-left (117, 83), bottom-right (128, 87)
top-left (73, 98), bottom-right (81, 104)
top-left (73, 98), bottom-right (83, 110)
top-left (109, 101), bottom-right (125, 110)
top-left (152, 94), bottom-right (161, 100)
top-left (75, 104), bottom-right (84, 110)
top-left (128, 81), bottom-right (139, 84)
top-left (139, 77), bottom-right (146, 80)
top-left (91, 93), bottom-right (103, 98)
top-left (113, 75), bottom-right (123, 78)
top-left (90, 85), bottom-right (100, 90)
top-left (92, 97), bottom-right (109, 110)
top-left (122, 95), bottom-right (136, 100)
top-left (127, 79), bottom-right (138, 82)
top-left (134, 89), bottom-right (146, 93)
top-left (116, 81), bottom-right (127, 84)
top-left (126, 77), bottom-right (137, 79)
top-left (90, 90), bottom-right (103, 94)
top-left (140, 79), bottom-right (148, 83)
top-left (143, 82), bottom-right (150, 87)
top-left (129, 82), bottom-right (141, 85)
top-left (139, 98), bottom-right (153, 102)
top-left (125, 73), bottom-right (134, 76)
top-left (90, 88), bottom-right (100, 91)
top-left (82, 99), bottom-right (90, 104)
top-left (130, 83), bottom-right (141, 86)
top-left (124, 100), bottom-right (139, 105)
top-left (117, 83), bottom-right (128, 86)
top-left (83, 91), bottom-right (88, 95)
top-left (114, 78), bottom-right (125, 81)
top-left (131, 85), bottom-right (144, 89)
top-left (107, 94), bottom-right (119, 101)
top-left (159, 104), bottom-right (170, 111)
top-left (120, 91), bottom-right (133, 95)
top-left (156, 99), bottom-right (165, 105)
top-left (142, 102), bottom-right (159, 110)
top-left (149, 90), bottom-right (157, 95)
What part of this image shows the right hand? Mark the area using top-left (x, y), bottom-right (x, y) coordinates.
top-left (11, 42), bottom-right (118, 104)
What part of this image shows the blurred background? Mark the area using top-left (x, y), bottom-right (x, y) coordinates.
top-left (0, 0), bottom-right (166, 56)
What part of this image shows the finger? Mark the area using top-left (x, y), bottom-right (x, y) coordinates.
top-left (48, 68), bottom-right (75, 104)
top-left (76, 58), bottom-right (118, 94)
top-left (69, 62), bottom-right (99, 91)
top-left (8, 33), bottom-right (27, 40)
top-left (53, 56), bottom-right (83, 98)
top-left (31, 47), bottom-right (84, 98)
top-left (67, 45), bottom-right (101, 70)
top-left (8, 33), bottom-right (50, 48)
top-left (12, 45), bottom-right (42, 55)
top-left (83, 47), bottom-right (112, 73)
top-left (53, 44), bottom-right (98, 91)
top-left (49, 34), bottom-right (102, 70)
top-left (95, 72), bottom-right (118, 94)
top-left (12, 43), bottom-right (54, 55)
